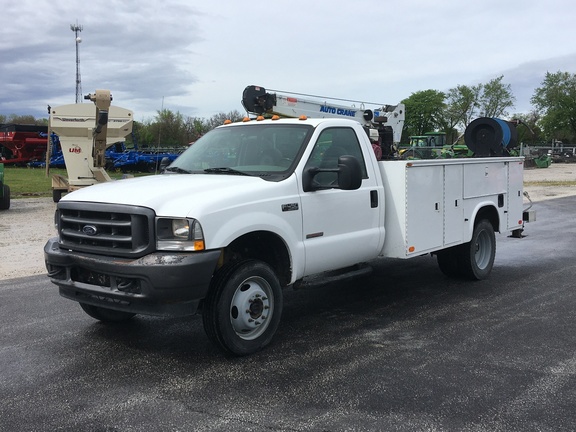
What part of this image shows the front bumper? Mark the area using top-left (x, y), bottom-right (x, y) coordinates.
top-left (44, 237), bottom-right (221, 316)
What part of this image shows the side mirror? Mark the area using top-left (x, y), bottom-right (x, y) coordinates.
top-left (337, 155), bottom-right (362, 190)
top-left (303, 155), bottom-right (362, 192)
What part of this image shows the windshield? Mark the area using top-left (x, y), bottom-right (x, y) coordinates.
top-left (167, 123), bottom-right (313, 180)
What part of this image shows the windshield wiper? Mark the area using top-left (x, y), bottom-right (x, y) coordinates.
top-left (203, 167), bottom-right (251, 176)
top-left (164, 166), bottom-right (192, 174)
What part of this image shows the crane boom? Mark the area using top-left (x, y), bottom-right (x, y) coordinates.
top-left (241, 85), bottom-right (405, 145)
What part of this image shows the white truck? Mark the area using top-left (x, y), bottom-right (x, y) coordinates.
top-left (44, 90), bottom-right (531, 356)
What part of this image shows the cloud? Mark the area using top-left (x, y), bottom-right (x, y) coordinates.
top-left (1, 0), bottom-right (576, 123)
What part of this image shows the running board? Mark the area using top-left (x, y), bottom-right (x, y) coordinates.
top-left (293, 263), bottom-right (373, 290)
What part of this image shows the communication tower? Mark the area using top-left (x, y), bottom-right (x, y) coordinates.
top-left (70, 22), bottom-right (83, 103)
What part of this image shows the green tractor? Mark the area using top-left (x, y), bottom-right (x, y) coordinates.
top-left (400, 132), bottom-right (470, 159)
top-left (0, 163), bottom-right (10, 210)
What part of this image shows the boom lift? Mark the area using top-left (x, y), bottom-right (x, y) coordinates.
top-left (47, 90), bottom-right (133, 202)
top-left (242, 85), bottom-right (405, 159)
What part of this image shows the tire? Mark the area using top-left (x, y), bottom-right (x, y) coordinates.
top-left (0, 184), bottom-right (10, 210)
top-left (460, 219), bottom-right (496, 280)
top-left (79, 303), bottom-right (136, 322)
top-left (436, 246), bottom-right (461, 278)
top-left (52, 189), bottom-right (63, 203)
top-left (202, 260), bottom-right (283, 356)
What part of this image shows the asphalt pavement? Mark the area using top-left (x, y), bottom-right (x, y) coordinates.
top-left (1, 197), bottom-right (576, 431)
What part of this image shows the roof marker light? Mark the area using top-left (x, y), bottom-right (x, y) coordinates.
top-left (257, 116), bottom-right (265, 121)
top-left (272, 115), bottom-right (280, 120)
top-left (299, 115), bottom-right (307, 121)
top-left (223, 119), bottom-right (232, 125)
top-left (242, 117), bottom-right (251, 122)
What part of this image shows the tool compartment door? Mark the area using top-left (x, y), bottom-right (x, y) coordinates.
top-left (406, 165), bottom-right (443, 253)
top-left (444, 164), bottom-right (464, 246)
top-left (507, 160), bottom-right (524, 230)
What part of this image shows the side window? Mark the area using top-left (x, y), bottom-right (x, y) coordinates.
top-left (304, 127), bottom-right (368, 186)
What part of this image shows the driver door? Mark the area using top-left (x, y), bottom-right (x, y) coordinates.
top-left (299, 126), bottom-right (383, 275)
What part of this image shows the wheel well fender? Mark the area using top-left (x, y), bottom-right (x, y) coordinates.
top-left (463, 203), bottom-right (500, 242)
top-left (220, 231), bottom-right (292, 287)
top-left (473, 204), bottom-right (499, 232)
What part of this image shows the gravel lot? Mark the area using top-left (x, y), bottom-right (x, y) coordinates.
top-left (1, 163), bottom-right (575, 281)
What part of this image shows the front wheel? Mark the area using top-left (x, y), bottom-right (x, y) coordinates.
top-left (202, 260), bottom-right (283, 356)
top-left (79, 303), bottom-right (136, 322)
top-left (460, 219), bottom-right (496, 280)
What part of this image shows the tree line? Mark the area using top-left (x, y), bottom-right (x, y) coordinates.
top-left (0, 110), bottom-right (245, 151)
top-left (2, 71), bottom-right (576, 147)
top-left (402, 71), bottom-right (576, 146)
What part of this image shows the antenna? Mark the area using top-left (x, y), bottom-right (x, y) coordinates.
top-left (70, 21), bottom-right (83, 104)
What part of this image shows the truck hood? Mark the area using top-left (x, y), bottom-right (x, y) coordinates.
top-left (61, 174), bottom-right (281, 217)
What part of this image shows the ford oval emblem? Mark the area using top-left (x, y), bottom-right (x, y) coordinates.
top-left (82, 225), bottom-right (98, 236)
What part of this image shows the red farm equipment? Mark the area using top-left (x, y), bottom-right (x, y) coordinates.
top-left (0, 124), bottom-right (48, 165)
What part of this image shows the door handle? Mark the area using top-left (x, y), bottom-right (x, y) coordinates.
top-left (370, 190), bottom-right (378, 208)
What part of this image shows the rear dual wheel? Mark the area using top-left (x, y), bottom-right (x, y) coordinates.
top-left (437, 219), bottom-right (495, 280)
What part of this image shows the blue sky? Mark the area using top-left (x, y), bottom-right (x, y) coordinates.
top-left (1, 0), bottom-right (575, 123)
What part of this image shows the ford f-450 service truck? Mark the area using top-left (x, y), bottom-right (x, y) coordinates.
top-left (45, 116), bottom-right (529, 356)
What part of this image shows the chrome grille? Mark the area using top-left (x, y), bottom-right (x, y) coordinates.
top-left (57, 202), bottom-right (155, 258)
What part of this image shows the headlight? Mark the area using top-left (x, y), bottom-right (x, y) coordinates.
top-left (156, 218), bottom-right (205, 251)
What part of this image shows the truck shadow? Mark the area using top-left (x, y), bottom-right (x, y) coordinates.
top-left (80, 254), bottom-right (501, 364)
